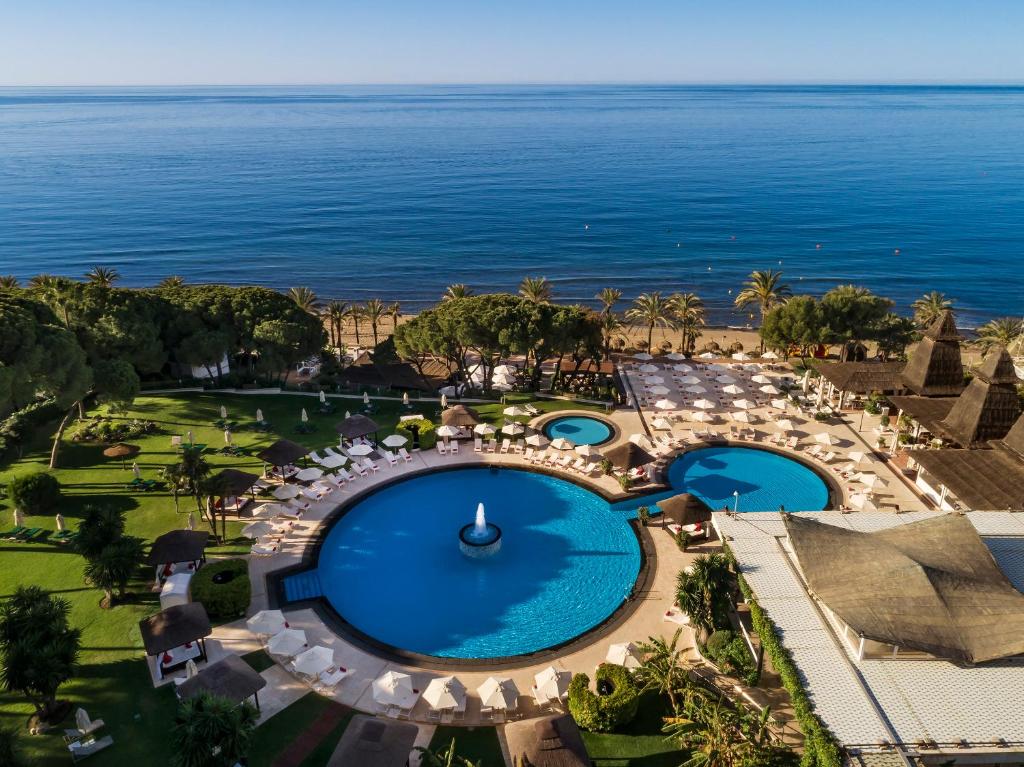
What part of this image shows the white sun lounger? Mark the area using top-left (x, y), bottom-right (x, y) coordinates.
top-left (398, 447), bottom-right (413, 463)
top-left (474, 438), bottom-right (483, 453)
top-left (351, 462), bottom-right (369, 478)
top-left (500, 438), bottom-right (511, 454)
top-left (487, 439), bottom-right (497, 453)
top-left (360, 457), bottom-right (379, 474)
top-left (450, 439), bottom-right (460, 454)
top-left (582, 462), bottom-right (600, 475)
top-left (315, 667), bottom-right (353, 692)
top-left (785, 436), bottom-right (800, 449)
top-left (523, 447), bottom-right (535, 461)
top-left (308, 450), bottom-right (327, 465)
top-left (436, 441), bottom-right (447, 456)
top-left (383, 450), bottom-right (399, 467)
top-left (533, 450), bottom-right (547, 465)
top-left (69, 735), bottom-right (114, 763)
top-left (571, 457), bottom-right (587, 472)
top-left (335, 468), bottom-right (354, 483)
top-left (250, 543), bottom-right (277, 556)
top-left (820, 451), bottom-right (836, 463)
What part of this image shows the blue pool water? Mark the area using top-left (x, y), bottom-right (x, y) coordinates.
top-left (543, 416), bottom-right (613, 446)
top-left (666, 447), bottom-right (829, 512)
top-left (316, 467), bottom-right (640, 658)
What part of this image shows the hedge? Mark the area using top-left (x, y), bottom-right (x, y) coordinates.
top-left (567, 663), bottom-right (640, 733)
top-left (191, 559), bottom-right (251, 620)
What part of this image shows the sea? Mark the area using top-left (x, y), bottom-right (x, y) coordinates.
top-left (1, 84), bottom-right (1023, 326)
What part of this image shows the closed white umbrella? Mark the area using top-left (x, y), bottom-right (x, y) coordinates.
top-left (503, 405), bottom-right (530, 418)
top-left (478, 677), bottom-right (519, 710)
top-left (247, 609), bottom-right (287, 635)
top-left (474, 423), bottom-right (497, 436)
top-left (402, 392), bottom-right (410, 406)
top-left (319, 390), bottom-right (327, 404)
top-left (732, 399), bottom-right (756, 410)
top-left (183, 658), bottom-right (199, 680)
top-left (132, 461), bottom-right (141, 479)
top-left (814, 432), bottom-right (839, 446)
top-left (186, 511), bottom-right (195, 531)
top-left (679, 375), bottom-right (701, 385)
top-left (715, 375), bottom-right (737, 384)
top-left (549, 437), bottom-right (575, 450)
top-left (383, 434), bottom-right (408, 447)
top-left (751, 374), bottom-right (772, 384)
top-left (300, 408), bottom-right (309, 423)
top-left (501, 422), bottom-right (525, 436)
top-left (770, 398), bottom-right (788, 410)
top-left (525, 433), bottom-right (547, 447)
top-left (633, 352), bottom-right (654, 361)
top-left (440, 394), bottom-right (448, 408)
top-left (775, 419), bottom-right (795, 432)
top-left (722, 384), bottom-right (745, 395)
top-left (534, 667), bottom-right (571, 700)
top-left (224, 429), bottom-right (233, 445)
top-left (423, 676), bottom-right (467, 710)
top-left (654, 399), bottom-right (678, 411)
top-left (759, 384), bottom-right (781, 395)
top-left (372, 671), bottom-right (414, 705)
top-left (294, 466), bottom-right (323, 482)
top-left (273, 484), bottom-right (302, 500)
top-left (242, 521), bottom-right (275, 539)
top-left (55, 513), bottom-right (66, 532)
top-left (344, 410), bottom-right (351, 419)
top-left (12, 509), bottom-right (24, 527)
top-left (651, 417), bottom-right (673, 430)
top-left (731, 410), bottom-right (753, 423)
top-left (256, 408), bottom-right (264, 423)
top-left (685, 385), bottom-right (707, 394)
top-left (267, 628), bottom-right (307, 658)
top-left (363, 392), bottom-right (370, 405)
top-left (693, 399), bottom-right (716, 410)
top-left (292, 645), bottom-right (334, 676)
top-left (606, 642), bottom-right (642, 669)
top-left (220, 405), bottom-right (228, 419)
top-left (347, 443), bottom-right (374, 456)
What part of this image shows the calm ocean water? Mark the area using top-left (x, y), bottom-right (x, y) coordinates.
top-left (1, 85), bottom-right (1022, 325)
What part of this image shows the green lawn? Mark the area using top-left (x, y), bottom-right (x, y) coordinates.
top-left (0, 390), bottom-right (599, 766)
top-left (581, 692), bottom-right (688, 767)
top-left (247, 693), bottom-right (352, 767)
top-left (428, 724), bottom-right (504, 767)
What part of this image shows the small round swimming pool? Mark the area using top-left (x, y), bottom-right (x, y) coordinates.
top-left (543, 415), bottom-right (613, 446)
top-left (668, 446), bottom-right (829, 512)
top-left (316, 467), bottom-right (640, 659)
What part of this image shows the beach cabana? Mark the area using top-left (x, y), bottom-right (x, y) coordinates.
top-left (505, 715), bottom-right (591, 767)
top-left (441, 404), bottom-right (481, 427)
top-left (255, 439), bottom-right (309, 478)
top-left (146, 530), bottom-right (209, 581)
top-left (604, 442), bottom-right (656, 472)
top-left (139, 603), bottom-right (212, 680)
top-left (336, 413), bottom-right (379, 441)
top-left (900, 310), bottom-right (966, 396)
top-left (657, 492), bottom-right (713, 526)
top-left (176, 654), bottom-right (267, 712)
top-left (327, 715), bottom-right (418, 767)
top-left (783, 513), bottom-right (1024, 663)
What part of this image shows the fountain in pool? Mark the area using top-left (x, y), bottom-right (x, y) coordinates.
top-left (459, 502), bottom-right (502, 558)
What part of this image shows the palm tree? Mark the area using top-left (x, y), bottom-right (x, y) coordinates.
top-left (345, 304), bottom-right (364, 346)
top-left (28, 274), bottom-right (75, 328)
top-left (415, 738), bottom-right (482, 767)
top-left (74, 506), bottom-right (127, 560)
top-left (976, 317), bottom-right (1023, 354)
top-left (735, 270), bottom-right (790, 351)
top-left (158, 275), bottom-right (186, 289)
top-left (389, 301), bottom-right (402, 333)
top-left (671, 292), bottom-right (706, 354)
top-left (595, 287), bottom-right (622, 315)
top-left (287, 286), bottom-right (319, 314)
top-left (519, 276), bottom-right (552, 304)
top-left (324, 301), bottom-right (349, 348)
top-left (675, 552), bottom-right (733, 637)
top-left (601, 313), bottom-right (625, 358)
top-left (170, 692), bottom-right (258, 767)
top-left (0, 276), bottom-right (19, 289)
top-left (911, 291), bottom-right (954, 328)
top-left (363, 298), bottom-right (388, 347)
top-left (664, 700), bottom-right (748, 767)
top-left (625, 292), bottom-right (675, 351)
top-left (82, 537), bottom-right (145, 606)
top-left (635, 628), bottom-right (693, 712)
top-left (443, 283), bottom-right (473, 301)
top-left (85, 266), bottom-right (120, 286)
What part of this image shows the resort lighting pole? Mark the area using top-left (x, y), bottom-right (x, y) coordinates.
top-left (733, 490), bottom-right (740, 513)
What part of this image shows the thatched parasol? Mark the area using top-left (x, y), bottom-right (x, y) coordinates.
top-left (336, 413), bottom-right (379, 440)
top-left (658, 493), bottom-right (713, 526)
top-left (603, 442), bottom-right (656, 471)
top-left (441, 405), bottom-right (481, 427)
top-left (255, 439), bottom-right (308, 467)
top-left (103, 442), bottom-right (140, 469)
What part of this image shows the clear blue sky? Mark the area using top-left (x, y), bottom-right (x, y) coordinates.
top-left (3, 0), bottom-right (1023, 85)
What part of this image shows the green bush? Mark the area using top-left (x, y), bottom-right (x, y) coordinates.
top-left (705, 630), bottom-right (757, 682)
top-left (191, 559), bottom-right (251, 620)
top-left (8, 471), bottom-right (61, 514)
top-left (567, 664), bottom-right (640, 733)
top-left (706, 629), bottom-right (734, 657)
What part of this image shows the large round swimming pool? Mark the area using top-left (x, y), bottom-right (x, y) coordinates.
top-left (667, 446), bottom-right (830, 512)
top-left (316, 468), bottom-right (640, 659)
top-left (543, 415), bottom-right (613, 445)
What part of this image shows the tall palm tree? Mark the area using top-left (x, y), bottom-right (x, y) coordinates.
top-left (625, 292), bottom-right (675, 351)
top-left (671, 292), bottom-right (706, 354)
top-left (389, 301), bottom-right (402, 333)
top-left (345, 304), bottom-right (364, 346)
top-left (85, 266), bottom-right (120, 287)
top-left (635, 628), bottom-right (693, 712)
top-left (664, 701), bottom-right (748, 767)
top-left (519, 276), bottom-right (552, 304)
top-left (595, 287), bottom-right (622, 315)
top-left (0, 276), bottom-right (19, 289)
top-left (975, 317), bottom-right (1023, 354)
top-left (170, 693), bottom-right (258, 767)
top-left (600, 313), bottom-right (625, 358)
top-left (83, 537), bottom-right (145, 606)
top-left (734, 270), bottom-right (790, 319)
top-left (443, 283), bottom-right (473, 301)
top-left (287, 286), bottom-right (319, 314)
top-left (363, 298), bottom-right (388, 347)
top-left (325, 301), bottom-right (348, 348)
top-left (157, 275), bottom-right (186, 289)
top-left (911, 291), bottom-right (954, 328)
top-left (29, 274), bottom-right (75, 328)
top-left (675, 552), bottom-right (732, 637)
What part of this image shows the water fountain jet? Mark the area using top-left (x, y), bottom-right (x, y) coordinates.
top-left (459, 502), bottom-right (502, 558)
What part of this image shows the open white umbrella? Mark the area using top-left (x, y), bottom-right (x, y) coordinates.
top-left (220, 405), bottom-right (228, 419)
top-left (534, 667), bottom-right (571, 700)
top-left (319, 390), bottom-right (327, 404)
top-left (242, 521), bottom-right (275, 539)
top-left (550, 437), bottom-right (575, 450)
top-left (246, 609), bottom-right (287, 635)
top-left (651, 417), bottom-right (673, 430)
top-left (699, 352), bottom-right (716, 360)
top-left (300, 408), bottom-right (309, 423)
top-left (678, 375), bottom-right (701, 385)
top-left (759, 384), bottom-right (781, 395)
top-left (633, 352), bottom-right (654, 361)
top-left (814, 432), bottom-right (839, 446)
top-left (501, 422), bottom-right (525, 436)
top-left (503, 405), bottom-right (530, 418)
top-left (252, 502), bottom-right (290, 519)
top-left (383, 434), bottom-right (408, 448)
top-left (638, 363), bottom-right (659, 373)
top-left (672, 364), bottom-right (693, 372)
top-left (256, 408), bottom-right (264, 423)
top-left (850, 492), bottom-right (878, 511)
top-left (855, 472), bottom-right (888, 490)
top-left (642, 375), bottom-right (665, 385)
top-left (478, 677), bottom-right (519, 710)
top-left (693, 399), bottom-right (716, 410)
top-left (344, 410), bottom-right (351, 419)
top-left (292, 645), bottom-right (334, 677)
top-left (732, 352), bottom-right (752, 361)
top-left (732, 399), bottom-right (756, 410)
top-left (847, 451), bottom-right (867, 465)
top-left (294, 466), bottom-right (324, 482)
top-left (762, 350), bottom-right (780, 360)
top-left (731, 410), bottom-right (753, 423)
top-left (473, 423), bottom-right (496, 437)
top-left (775, 418), bottom-right (795, 432)
top-left (770, 398), bottom-right (788, 410)
top-left (575, 444), bottom-right (602, 458)
top-left (267, 628), bottom-right (307, 657)
top-left (691, 411), bottom-right (714, 423)
top-left (751, 374), bottom-right (772, 384)
top-left (494, 364), bottom-right (517, 376)
top-left (423, 676), bottom-right (467, 710)
top-left (273, 484), bottom-right (302, 500)
top-left (347, 443), bottom-right (374, 456)
top-left (654, 399), bottom-right (678, 411)
top-left (372, 670), bottom-right (414, 705)
top-left (685, 385), bottom-right (707, 394)
top-left (715, 375), bottom-right (737, 384)
top-left (606, 642), bottom-right (642, 669)
top-left (525, 433), bottom-right (548, 447)
top-left (648, 385), bottom-right (670, 396)
top-left (666, 352), bottom-right (686, 361)
top-left (722, 384), bottom-right (745, 395)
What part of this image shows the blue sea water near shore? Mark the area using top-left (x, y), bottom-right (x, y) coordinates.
top-left (1, 84), bottom-right (1022, 325)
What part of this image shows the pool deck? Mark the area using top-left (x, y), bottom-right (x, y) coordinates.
top-left (206, 387), bottom-right (928, 727)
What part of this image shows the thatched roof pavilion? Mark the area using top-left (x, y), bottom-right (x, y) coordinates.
top-left (176, 654), bottom-right (267, 711)
top-left (505, 715), bottom-right (591, 767)
top-left (327, 715), bottom-right (418, 767)
top-left (900, 310), bottom-right (965, 396)
top-left (603, 442), bottom-right (656, 470)
top-left (335, 413), bottom-right (379, 439)
top-left (937, 346), bottom-right (1020, 446)
top-left (441, 404), bottom-right (481, 427)
top-left (139, 603), bottom-right (212, 657)
top-left (207, 468), bottom-right (260, 498)
top-left (815, 361), bottom-right (906, 396)
top-left (911, 448), bottom-right (1024, 510)
top-left (255, 439), bottom-right (309, 466)
top-left (783, 513), bottom-right (1024, 663)
top-left (657, 493), bottom-right (713, 526)
top-left (146, 530), bottom-right (209, 566)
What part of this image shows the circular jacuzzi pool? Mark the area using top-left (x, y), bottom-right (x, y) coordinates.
top-left (315, 467), bottom-right (640, 659)
top-left (542, 415), bottom-right (613, 446)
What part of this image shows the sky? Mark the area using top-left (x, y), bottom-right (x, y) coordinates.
top-left (2, 0), bottom-right (1023, 86)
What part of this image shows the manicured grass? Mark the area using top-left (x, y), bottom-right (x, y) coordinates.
top-left (0, 390), bottom-right (600, 766)
top-left (241, 649), bottom-right (276, 674)
top-left (428, 725), bottom-right (504, 767)
top-left (581, 691), bottom-right (688, 767)
top-left (247, 693), bottom-right (352, 767)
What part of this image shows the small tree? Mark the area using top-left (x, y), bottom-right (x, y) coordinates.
top-left (8, 472), bottom-right (61, 515)
top-left (0, 586), bottom-right (81, 724)
top-left (171, 693), bottom-right (258, 767)
top-left (635, 628), bottom-right (692, 712)
top-left (83, 536), bottom-right (145, 607)
top-left (676, 553), bottom-right (733, 637)
top-left (415, 738), bottom-right (483, 767)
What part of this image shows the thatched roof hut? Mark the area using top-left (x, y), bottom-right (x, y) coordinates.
top-left (146, 530), bottom-right (209, 566)
top-left (815, 361), bottom-right (905, 395)
top-left (505, 715), bottom-right (591, 767)
top-left (441, 404), bottom-right (481, 427)
top-left (138, 603), bottom-right (212, 656)
top-left (255, 439), bottom-right (309, 466)
top-left (938, 346), bottom-right (1020, 446)
top-left (900, 310), bottom-right (965, 396)
top-left (327, 715), bottom-right (418, 767)
top-left (912, 448), bottom-right (1024, 510)
top-left (784, 513), bottom-right (1024, 663)
top-left (207, 468), bottom-right (260, 498)
top-left (603, 442), bottom-right (656, 470)
top-left (176, 654), bottom-right (266, 710)
top-left (336, 413), bottom-right (379, 439)
top-left (657, 493), bottom-right (713, 526)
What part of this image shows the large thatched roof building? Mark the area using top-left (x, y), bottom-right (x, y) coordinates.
top-left (900, 311), bottom-right (965, 396)
top-left (505, 715), bottom-right (591, 767)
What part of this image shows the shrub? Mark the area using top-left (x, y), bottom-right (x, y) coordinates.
top-left (705, 629), bottom-right (734, 657)
top-left (674, 529), bottom-right (691, 551)
top-left (600, 459), bottom-right (613, 476)
top-left (704, 630), bottom-right (757, 681)
top-left (8, 472), bottom-right (61, 515)
top-left (567, 664), bottom-right (640, 733)
top-left (636, 506), bottom-right (650, 526)
top-left (191, 559), bottom-right (251, 620)
top-left (617, 474), bottom-right (633, 491)
top-left (813, 411), bottom-right (830, 422)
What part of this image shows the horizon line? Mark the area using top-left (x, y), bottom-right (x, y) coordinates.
top-left (3, 80), bottom-right (1024, 89)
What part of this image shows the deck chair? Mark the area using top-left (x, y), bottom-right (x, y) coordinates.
top-left (383, 450), bottom-right (399, 467)
top-left (500, 438), bottom-right (511, 454)
top-left (69, 736), bottom-right (114, 762)
top-left (487, 439), bottom-right (497, 453)
top-left (360, 457), bottom-right (379, 474)
top-left (398, 447), bottom-right (413, 463)
top-left (436, 441), bottom-right (447, 456)
top-left (474, 437), bottom-right (483, 453)
top-left (450, 439), bottom-right (460, 454)
top-left (523, 447), bottom-right (535, 462)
